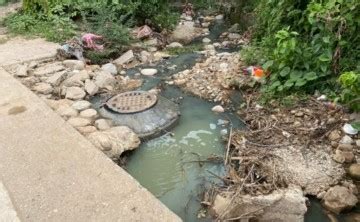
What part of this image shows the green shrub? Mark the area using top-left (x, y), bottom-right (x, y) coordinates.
top-left (337, 71), bottom-right (360, 111)
top-left (240, 0), bottom-right (360, 105)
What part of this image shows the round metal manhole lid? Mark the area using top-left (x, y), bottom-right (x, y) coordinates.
top-left (105, 91), bottom-right (158, 114)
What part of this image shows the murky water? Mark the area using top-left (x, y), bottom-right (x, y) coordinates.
top-left (126, 88), bottom-right (242, 221)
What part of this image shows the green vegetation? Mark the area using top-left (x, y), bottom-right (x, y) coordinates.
top-left (238, 0), bottom-right (360, 110)
top-left (4, 0), bottom-right (180, 43)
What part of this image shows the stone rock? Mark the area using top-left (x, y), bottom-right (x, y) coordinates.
top-left (46, 71), bottom-right (67, 86)
top-left (328, 130), bottom-right (341, 141)
top-left (56, 106), bottom-right (78, 119)
top-left (204, 44), bottom-right (215, 51)
top-left (153, 52), bottom-right (171, 60)
top-left (202, 38), bottom-right (211, 43)
top-left (212, 187), bottom-right (307, 222)
top-left (349, 164), bottom-right (360, 180)
top-left (340, 135), bottom-right (353, 144)
top-left (140, 51), bottom-right (151, 63)
top-left (322, 185), bottom-right (358, 214)
top-left (141, 68), bottom-right (158, 76)
top-left (212, 105), bottom-right (225, 113)
top-left (76, 126), bottom-right (97, 134)
top-left (357, 140), bottom-right (360, 147)
top-left (93, 71), bottom-right (115, 89)
top-left (63, 60), bottom-right (85, 70)
top-left (228, 23), bottom-right (240, 33)
top-left (171, 21), bottom-right (198, 43)
top-left (84, 79), bottom-right (99, 96)
top-left (72, 100), bottom-right (91, 111)
top-left (80, 109), bottom-right (98, 119)
top-left (113, 50), bottom-right (134, 67)
top-left (46, 99), bottom-right (73, 110)
top-left (33, 63), bottom-right (65, 76)
top-left (67, 117), bottom-right (92, 127)
top-left (333, 149), bottom-right (354, 163)
top-left (95, 119), bottom-right (112, 131)
top-left (168, 42), bottom-right (184, 48)
top-left (101, 63), bottom-right (117, 75)
top-left (87, 126), bottom-right (141, 159)
top-left (345, 213), bottom-right (360, 222)
top-left (215, 14), bottom-right (224, 20)
top-left (228, 33), bottom-right (241, 40)
top-left (33, 83), bottom-right (53, 94)
top-left (15, 65), bottom-right (28, 77)
top-left (63, 70), bottom-right (89, 87)
top-left (65, 87), bottom-right (86, 100)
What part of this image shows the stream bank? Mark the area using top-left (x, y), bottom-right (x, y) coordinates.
top-left (3, 6), bottom-right (360, 222)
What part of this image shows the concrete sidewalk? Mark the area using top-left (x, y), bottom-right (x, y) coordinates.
top-left (0, 67), bottom-right (181, 221)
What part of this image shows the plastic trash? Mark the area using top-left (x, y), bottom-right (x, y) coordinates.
top-left (81, 33), bottom-right (104, 51)
top-left (243, 66), bottom-right (265, 81)
top-left (343, 123), bottom-right (359, 135)
top-left (58, 37), bottom-right (84, 61)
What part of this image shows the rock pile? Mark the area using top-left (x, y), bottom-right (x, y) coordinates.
top-left (6, 59), bottom-right (142, 159)
top-left (172, 52), bottom-right (243, 105)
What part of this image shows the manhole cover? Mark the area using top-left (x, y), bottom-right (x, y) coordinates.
top-left (105, 91), bottom-right (158, 114)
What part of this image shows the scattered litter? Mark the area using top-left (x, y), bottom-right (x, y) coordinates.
top-left (57, 37), bottom-right (84, 61)
top-left (134, 25), bottom-right (153, 39)
top-left (81, 33), bottom-right (104, 51)
top-left (317, 95), bottom-right (327, 101)
top-left (343, 123), bottom-right (359, 135)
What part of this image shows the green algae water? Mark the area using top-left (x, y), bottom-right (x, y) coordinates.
top-left (126, 87), bottom-right (243, 222)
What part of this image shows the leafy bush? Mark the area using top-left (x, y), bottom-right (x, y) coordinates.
top-left (242, 0), bottom-right (360, 99)
top-left (337, 71), bottom-right (360, 111)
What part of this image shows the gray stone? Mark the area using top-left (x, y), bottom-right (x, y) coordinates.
top-left (63, 60), bottom-right (85, 70)
top-left (46, 71), bottom-right (67, 86)
top-left (328, 130), bottom-right (341, 141)
top-left (215, 14), bottom-right (224, 20)
top-left (212, 105), bottom-right (225, 113)
top-left (340, 135), bottom-right (354, 144)
top-left (76, 126), bottom-right (97, 134)
top-left (140, 51), bottom-right (151, 63)
top-left (141, 68), bottom-right (158, 76)
top-left (323, 185), bottom-right (358, 214)
top-left (56, 106), bottom-right (78, 119)
top-left (95, 119), bottom-right (112, 131)
top-left (171, 21), bottom-right (198, 43)
top-left (94, 71), bottom-right (115, 89)
top-left (67, 117), bottom-right (92, 127)
top-left (84, 79), bottom-right (99, 96)
top-left (80, 109), bottom-right (98, 119)
top-left (113, 50), bottom-right (134, 67)
top-left (349, 164), bottom-right (360, 180)
top-left (168, 42), bottom-right (183, 48)
top-left (87, 126), bottom-right (141, 159)
top-left (101, 63), bottom-right (117, 75)
top-left (15, 65), bottom-right (28, 77)
top-left (228, 33), bottom-right (241, 40)
top-left (212, 187), bottom-right (307, 222)
top-left (202, 38), bottom-right (211, 43)
top-left (33, 83), bottom-right (53, 94)
top-left (72, 100), bottom-right (91, 111)
top-left (63, 70), bottom-right (90, 87)
top-left (228, 23), bottom-right (240, 33)
top-left (65, 87), bottom-right (86, 100)
top-left (33, 63), bottom-right (65, 76)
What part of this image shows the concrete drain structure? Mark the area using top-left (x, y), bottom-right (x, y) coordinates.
top-left (97, 91), bottom-right (180, 138)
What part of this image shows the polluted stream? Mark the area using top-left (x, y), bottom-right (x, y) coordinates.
top-left (92, 19), bottom-right (352, 221)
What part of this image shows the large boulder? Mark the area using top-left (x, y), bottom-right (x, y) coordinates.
top-left (65, 87), bottom-right (86, 100)
top-left (349, 164), bottom-right (360, 180)
top-left (170, 21), bottom-right (200, 44)
top-left (322, 185), bottom-right (358, 214)
top-left (212, 186), bottom-right (307, 222)
top-left (87, 126), bottom-right (140, 159)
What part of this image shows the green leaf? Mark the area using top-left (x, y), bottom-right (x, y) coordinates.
top-left (284, 80), bottom-right (294, 88)
top-left (280, 67), bottom-right (291, 77)
top-left (270, 81), bottom-right (281, 89)
top-left (322, 36), bottom-right (330, 43)
top-left (304, 72), bottom-right (318, 81)
top-left (263, 60), bottom-right (274, 70)
top-left (295, 78), bottom-right (307, 87)
top-left (351, 122), bottom-right (360, 131)
top-left (319, 53), bottom-right (331, 62)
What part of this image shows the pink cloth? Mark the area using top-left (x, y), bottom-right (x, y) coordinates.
top-left (82, 33), bottom-right (104, 51)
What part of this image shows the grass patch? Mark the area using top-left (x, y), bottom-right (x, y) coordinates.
top-left (166, 44), bottom-right (204, 55)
